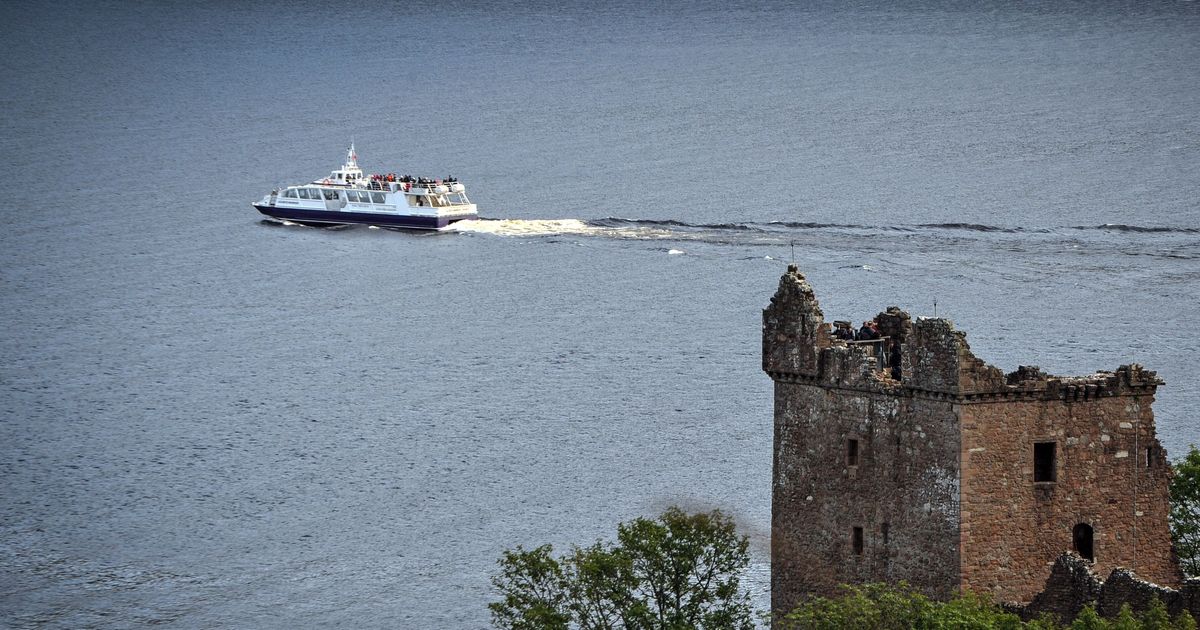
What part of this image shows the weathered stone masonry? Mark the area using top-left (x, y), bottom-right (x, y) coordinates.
top-left (764, 265), bottom-right (1180, 616)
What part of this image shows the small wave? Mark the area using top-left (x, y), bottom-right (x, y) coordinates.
top-left (916, 223), bottom-right (1026, 233)
top-left (592, 217), bottom-right (692, 228)
top-left (595, 218), bottom-right (1035, 234)
top-left (1072, 224), bottom-right (1200, 234)
top-left (593, 217), bottom-right (760, 231)
top-left (766, 221), bottom-right (864, 230)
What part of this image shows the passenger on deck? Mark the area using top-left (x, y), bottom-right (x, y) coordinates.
top-left (832, 321), bottom-right (855, 341)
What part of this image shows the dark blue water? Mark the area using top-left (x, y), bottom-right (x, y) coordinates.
top-left (2, 1), bottom-right (1199, 627)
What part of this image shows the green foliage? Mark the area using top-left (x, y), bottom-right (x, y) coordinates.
top-left (1171, 446), bottom-right (1200, 578)
top-left (1113, 604), bottom-right (1141, 630)
top-left (490, 545), bottom-right (571, 630)
top-left (778, 582), bottom-right (1023, 630)
top-left (1072, 605), bottom-right (1108, 630)
top-left (1028, 613), bottom-right (1068, 630)
top-left (776, 583), bottom-right (1200, 630)
top-left (489, 507), bottom-right (754, 630)
top-left (1142, 597), bottom-right (1171, 630)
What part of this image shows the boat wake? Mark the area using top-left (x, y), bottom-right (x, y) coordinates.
top-left (451, 217), bottom-right (1200, 240)
top-left (447, 217), bottom-right (1200, 263)
top-left (450, 218), bottom-right (679, 240)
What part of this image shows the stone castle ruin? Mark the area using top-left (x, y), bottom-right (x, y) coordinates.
top-left (762, 265), bottom-right (1181, 616)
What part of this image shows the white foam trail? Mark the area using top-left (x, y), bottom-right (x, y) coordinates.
top-left (451, 218), bottom-right (677, 240)
top-left (451, 218), bottom-right (594, 236)
top-left (668, 249), bottom-right (685, 255)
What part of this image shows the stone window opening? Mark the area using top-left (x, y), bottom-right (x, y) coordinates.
top-left (1147, 446), bottom-right (1154, 468)
top-left (852, 527), bottom-right (864, 555)
top-left (1073, 523), bottom-right (1094, 561)
top-left (881, 522), bottom-right (889, 545)
top-left (1034, 442), bottom-right (1056, 483)
top-left (847, 438), bottom-right (859, 467)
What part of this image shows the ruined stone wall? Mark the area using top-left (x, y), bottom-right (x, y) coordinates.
top-left (1016, 553), bottom-right (1200, 623)
top-left (767, 267), bottom-right (962, 615)
top-left (763, 266), bottom-right (830, 378)
top-left (763, 266), bottom-right (1179, 616)
top-left (771, 379), bottom-right (962, 615)
top-left (959, 369), bottom-right (1180, 602)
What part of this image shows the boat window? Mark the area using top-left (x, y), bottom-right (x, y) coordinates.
top-left (354, 191), bottom-right (369, 203)
top-left (323, 189), bottom-right (337, 201)
top-left (297, 188), bottom-right (310, 200)
top-left (284, 189), bottom-right (298, 198)
top-left (370, 192), bottom-right (385, 204)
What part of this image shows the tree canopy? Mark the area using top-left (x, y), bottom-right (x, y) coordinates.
top-left (1170, 445), bottom-right (1200, 578)
top-left (489, 507), bottom-right (755, 630)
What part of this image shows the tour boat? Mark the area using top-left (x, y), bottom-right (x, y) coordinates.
top-left (252, 144), bottom-right (479, 229)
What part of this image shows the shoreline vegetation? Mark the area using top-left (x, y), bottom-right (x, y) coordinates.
top-left (491, 446), bottom-right (1200, 628)
top-left (779, 583), bottom-right (1193, 630)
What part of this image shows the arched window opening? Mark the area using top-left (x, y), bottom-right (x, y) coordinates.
top-left (1073, 523), bottom-right (1094, 561)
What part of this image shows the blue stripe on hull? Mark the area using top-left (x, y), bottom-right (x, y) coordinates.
top-left (253, 205), bottom-right (475, 230)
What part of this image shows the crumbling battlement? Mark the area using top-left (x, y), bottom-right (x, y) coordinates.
top-left (763, 264), bottom-right (831, 377)
top-left (764, 265), bottom-right (1163, 400)
top-left (765, 265), bottom-right (1179, 616)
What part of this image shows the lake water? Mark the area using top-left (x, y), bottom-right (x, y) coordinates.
top-left (2, 1), bottom-right (1199, 627)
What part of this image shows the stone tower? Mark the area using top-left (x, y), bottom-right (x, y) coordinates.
top-left (763, 265), bottom-right (1180, 615)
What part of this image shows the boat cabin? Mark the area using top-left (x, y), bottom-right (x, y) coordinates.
top-left (276, 184), bottom-right (470, 209)
top-left (315, 143), bottom-right (365, 185)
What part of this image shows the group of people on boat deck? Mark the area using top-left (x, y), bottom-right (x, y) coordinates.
top-left (364, 173), bottom-right (462, 191)
top-left (367, 174), bottom-right (460, 184)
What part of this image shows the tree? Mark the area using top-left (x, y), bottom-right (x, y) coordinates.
top-left (1141, 597), bottom-right (1171, 630)
top-left (1112, 604), bottom-right (1140, 630)
top-left (489, 507), bottom-right (754, 630)
top-left (1170, 446), bottom-right (1200, 577)
top-left (1071, 605), bottom-right (1108, 630)
top-left (490, 545), bottom-right (570, 630)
